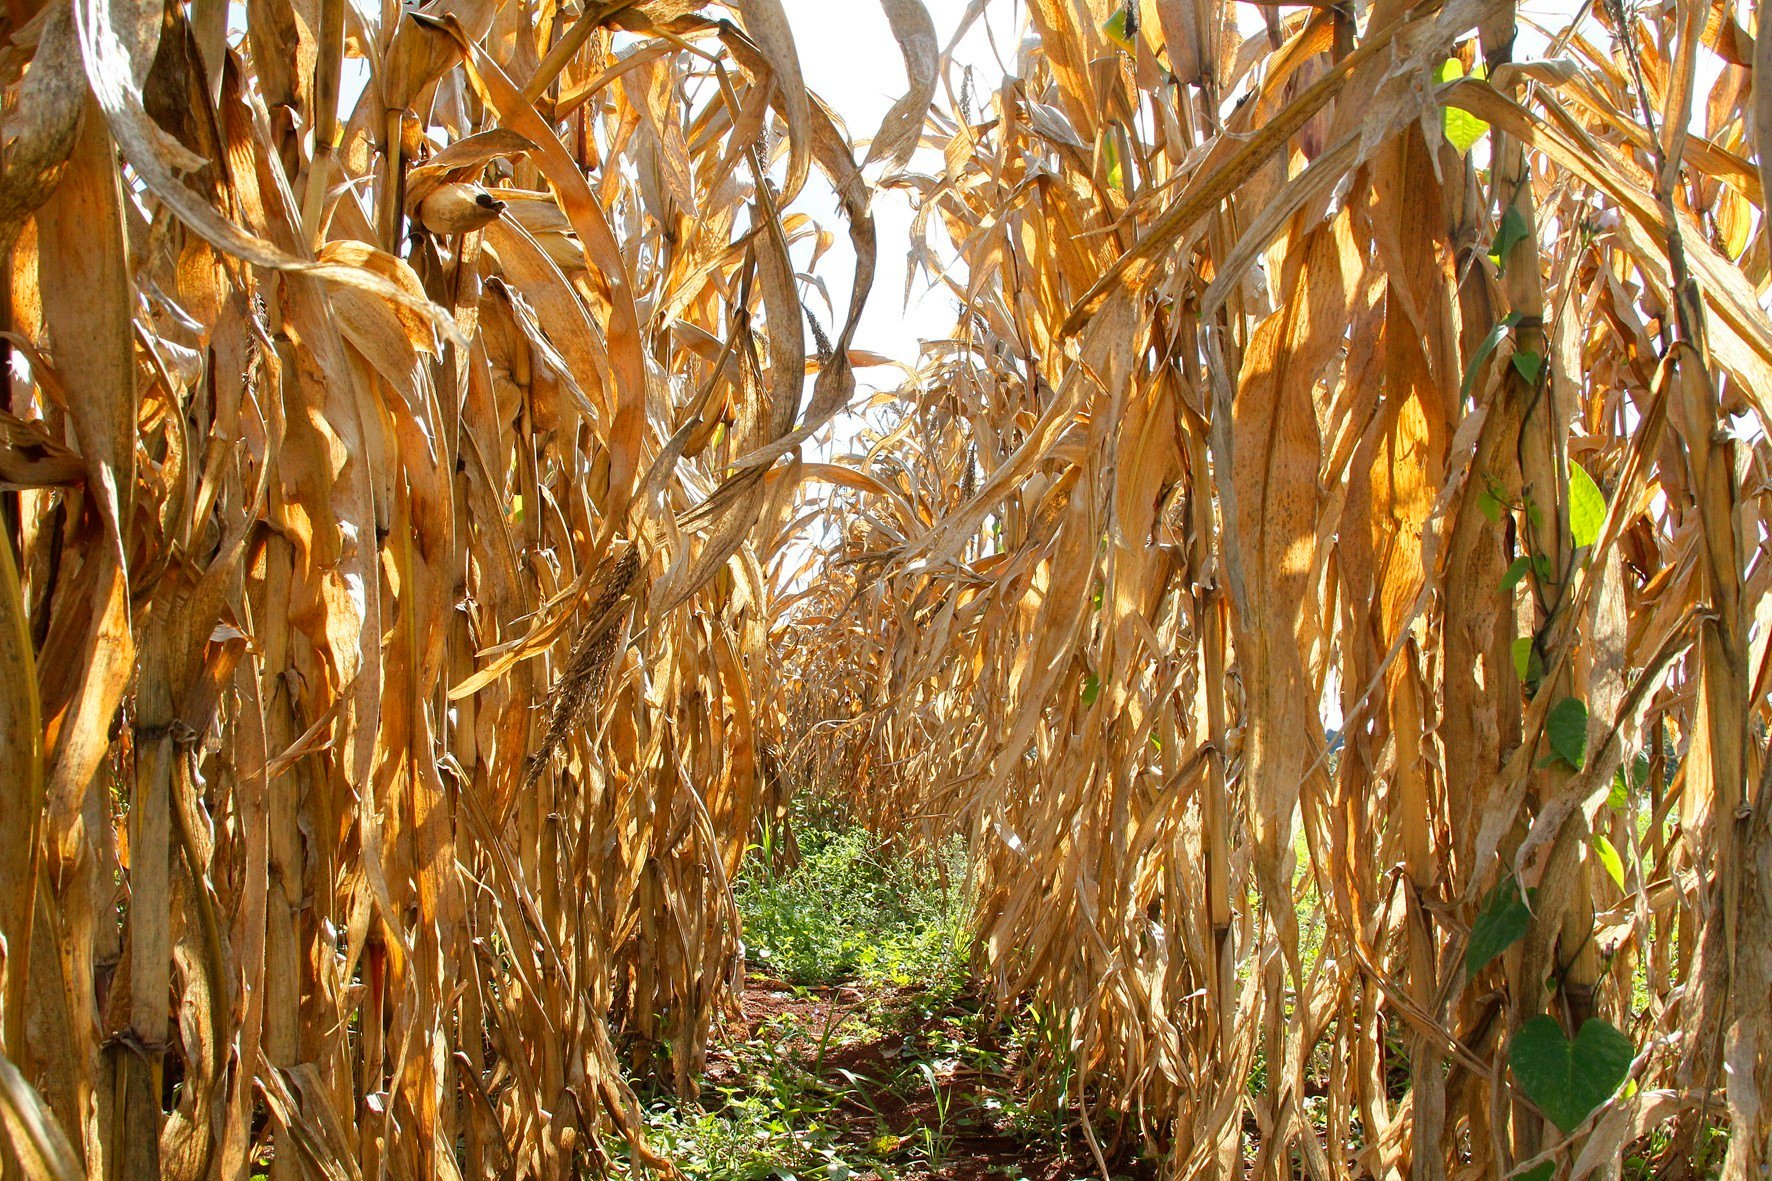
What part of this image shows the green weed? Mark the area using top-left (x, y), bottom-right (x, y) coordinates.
top-left (739, 826), bottom-right (971, 995)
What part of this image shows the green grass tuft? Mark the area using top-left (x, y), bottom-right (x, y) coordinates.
top-left (739, 825), bottom-right (971, 993)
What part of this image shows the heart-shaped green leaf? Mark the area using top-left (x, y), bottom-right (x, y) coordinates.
top-left (1437, 58), bottom-right (1491, 154)
top-left (1467, 878), bottom-right (1532, 975)
top-left (1569, 461), bottom-right (1606, 549)
top-left (1477, 487), bottom-right (1504, 523)
top-left (1546, 696), bottom-right (1588, 770)
top-left (1509, 1015), bottom-right (1634, 1133)
top-left (1511, 349), bottom-right (1544, 385)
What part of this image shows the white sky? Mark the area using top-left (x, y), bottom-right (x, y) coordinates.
top-left (776, 0), bottom-right (1027, 404)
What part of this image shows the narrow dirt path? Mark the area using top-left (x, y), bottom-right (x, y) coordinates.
top-left (689, 972), bottom-right (1156, 1181)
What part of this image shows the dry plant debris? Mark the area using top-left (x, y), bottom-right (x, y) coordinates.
top-left (2, 0), bottom-right (1771, 1179)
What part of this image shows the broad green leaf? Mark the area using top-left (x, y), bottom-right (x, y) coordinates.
top-left (1081, 673), bottom-right (1101, 706)
top-left (1467, 878), bottom-right (1532, 975)
top-left (1512, 636), bottom-right (1544, 684)
top-left (1509, 1016), bottom-right (1634, 1133)
top-left (1569, 461), bottom-right (1606, 548)
top-left (1462, 312), bottom-right (1522, 402)
top-left (1511, 349), bottom-right (1544, 384)
top-left (1546, 696), bottom-right (1588, 770)
top-left (1436, 58), bottom-right (1491, 154)
top-left (1477, 487), bottom-right (1504, 523)
top-left (1594, 833), bottom-right (1626, 891)
top-left (1501, 555), bottom-right (1533, 592)
top-left (1489, 205), bottom-right (1530, 272)
top-left (1514, 1164), bottom-right (1554, 1181)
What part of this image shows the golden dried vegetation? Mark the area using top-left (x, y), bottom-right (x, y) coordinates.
top-left (779, 0), bottom-right (1772, 1178)
top-left (1, 0), bottom-right (876, 1175)
top-left (1, 0), bottom-right (1770, 1179)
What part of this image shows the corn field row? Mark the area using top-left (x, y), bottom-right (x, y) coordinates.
top-left (1, 0), bottom-right (879, 1174)
top-left (1, 0), bottom-right (1769, 1178)
top-left (777, 0), bottom-right (1772, 1178)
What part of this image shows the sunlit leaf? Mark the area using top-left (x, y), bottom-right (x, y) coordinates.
top-left (1594, 833), bottom-right (1626, 891)
top-left (1569, 461), bottom-right (1606, 548)
top-left (1436, 58), bottom-right (1491, 154)
top-left (1101, 6), bottom-right (1137, 52)
top-left (1512, 636), bottom-right (1544, 684)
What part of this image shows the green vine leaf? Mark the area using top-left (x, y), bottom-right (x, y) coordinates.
top-left (1594, 833), bottom-right (1626, 891)
top-left (1569, 461), bottom-right (1606, 549)
top-left (1546, 696), bottom-right (1588, 770)
top-left (1478, 487), bottom-right (1504, 523)
top-left (1462, 312), bottom-right (1523, 402)
top-left (1467, 878), bottom-right (1532, 975)
top-left (1512, 636), bottom-right (1544, 684)
top-left (1511, 349), bottom-right (1544, 384)
top-left (1437, 58), bottom-right (1492, 154)
top-left (1509, 1016), bottom-right (1634, 1133)
top-left (1490, 204), bottom-right (1531, 272)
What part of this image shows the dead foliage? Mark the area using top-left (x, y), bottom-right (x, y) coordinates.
top-left (0, 0), bottom-right (906, 1176)
top-left (779, 1), bottom-right (1772, 1177)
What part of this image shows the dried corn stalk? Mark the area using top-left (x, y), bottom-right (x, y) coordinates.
top-left (781, 0), bottom-right (1772, 1176)
top-left (0, 0), bottom-right (876, 1176)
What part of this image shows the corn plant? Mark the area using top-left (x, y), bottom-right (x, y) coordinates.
top-left (778, 1), bottom-right (1772, 1177)
top-left (0, 0), bottom-right (921, 1176)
